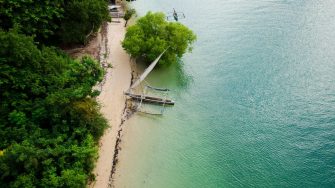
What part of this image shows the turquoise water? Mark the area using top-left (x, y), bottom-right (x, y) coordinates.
top-left (114, 0), bottom-right (335, 187)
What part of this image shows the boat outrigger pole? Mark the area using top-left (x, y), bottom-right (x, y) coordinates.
top-left (129, 48), bottom-right (168, 89)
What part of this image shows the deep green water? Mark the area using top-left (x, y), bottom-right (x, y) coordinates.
top-left (114, 0), bottom-right (335, 187)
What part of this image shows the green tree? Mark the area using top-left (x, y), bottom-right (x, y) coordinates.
top-left (123, 9), bottom-right (136, 27)
top-left (0, 0), bottom-right (64, 41)
top-left (0, 30), bottom-right (107, 187)
top-left (122, 12), bottom-right (196, 65)
top-left (0, 0), bottom-right (110, 45)
top-left (59, 0), bottom-right (110, 44)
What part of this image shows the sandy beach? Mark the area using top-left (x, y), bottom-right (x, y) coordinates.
top-left (92, 19), bottom-right (132, 188)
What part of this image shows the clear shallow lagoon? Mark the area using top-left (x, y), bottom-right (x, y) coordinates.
top-left (114, 0), bottom-right (335, 187)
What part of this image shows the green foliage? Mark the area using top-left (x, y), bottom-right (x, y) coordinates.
top-left (122, 12), bottom-right (197, 65)
top-left (0, 0), bottom-right (110, 45)
top-left (0, 0), bottom-right (64, 41)
top-left (0, 135), bottom-right (96, 187)
top-left (59, 0), bottom-right (111, 44)
top-left (123, 9), bottom-right (136, 27)
top-left (0, 31), bottom-right (107, 187)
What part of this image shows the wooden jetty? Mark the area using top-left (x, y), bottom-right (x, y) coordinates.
top-left (125, 92), bottom-right (175, 105)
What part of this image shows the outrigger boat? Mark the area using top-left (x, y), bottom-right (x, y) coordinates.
top-left (167, 8), bottom-right (185, 21)
top-left (125, 48), bottom-right (174, 115)
top-left (124, 92), bottom-right (175, 105)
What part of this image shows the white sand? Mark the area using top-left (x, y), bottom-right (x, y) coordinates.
top-left (92, 19), bottom-right (131, 188)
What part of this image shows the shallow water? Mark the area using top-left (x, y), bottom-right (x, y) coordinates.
top-left (114, 0), bottom-right (335, 187)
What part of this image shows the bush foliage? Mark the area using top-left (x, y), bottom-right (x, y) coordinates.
top-left (0, 31), bottom-right (108, 187)
top-left (122, 12), bottom-right (197, 65)
top-left (59, 0), bottom-right (110, 44)
top-left (0, 0), bottom-right (110, 45)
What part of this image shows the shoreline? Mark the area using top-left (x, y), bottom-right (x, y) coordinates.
top-left (91, 18), bottom-right (132, 188)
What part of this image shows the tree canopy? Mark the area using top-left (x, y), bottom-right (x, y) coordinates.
top-left (0, 31), bottom-right (107, 187)
top-left (0, 0), bottom-right (64, 41)
top-left (0, 0), bottom-right (110, 45)
top-left (122, 12), bottom-right (197, 65)
top-left (0, 0), bottom-right (110, 186)
top-left (59, 0), bottom-right (110, 44)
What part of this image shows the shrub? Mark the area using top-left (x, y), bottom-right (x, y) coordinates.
top-left (0, 0), bottom-right (110, 45)
top-left (0, 30), bottom-right (107, 187)
top-left (122, 12), bottom-right (197, 65)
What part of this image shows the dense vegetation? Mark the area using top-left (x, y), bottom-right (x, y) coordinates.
top-left (0, 0), bottom-right (110, 187)
top-left (0, 30), bottom-right (107, 187)
top-left (59, 0), bottom-right (110, 44)
top-left (122, 12), bottom-right (196, 65)
top-left (0, 0), bottom-right (110, 45)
